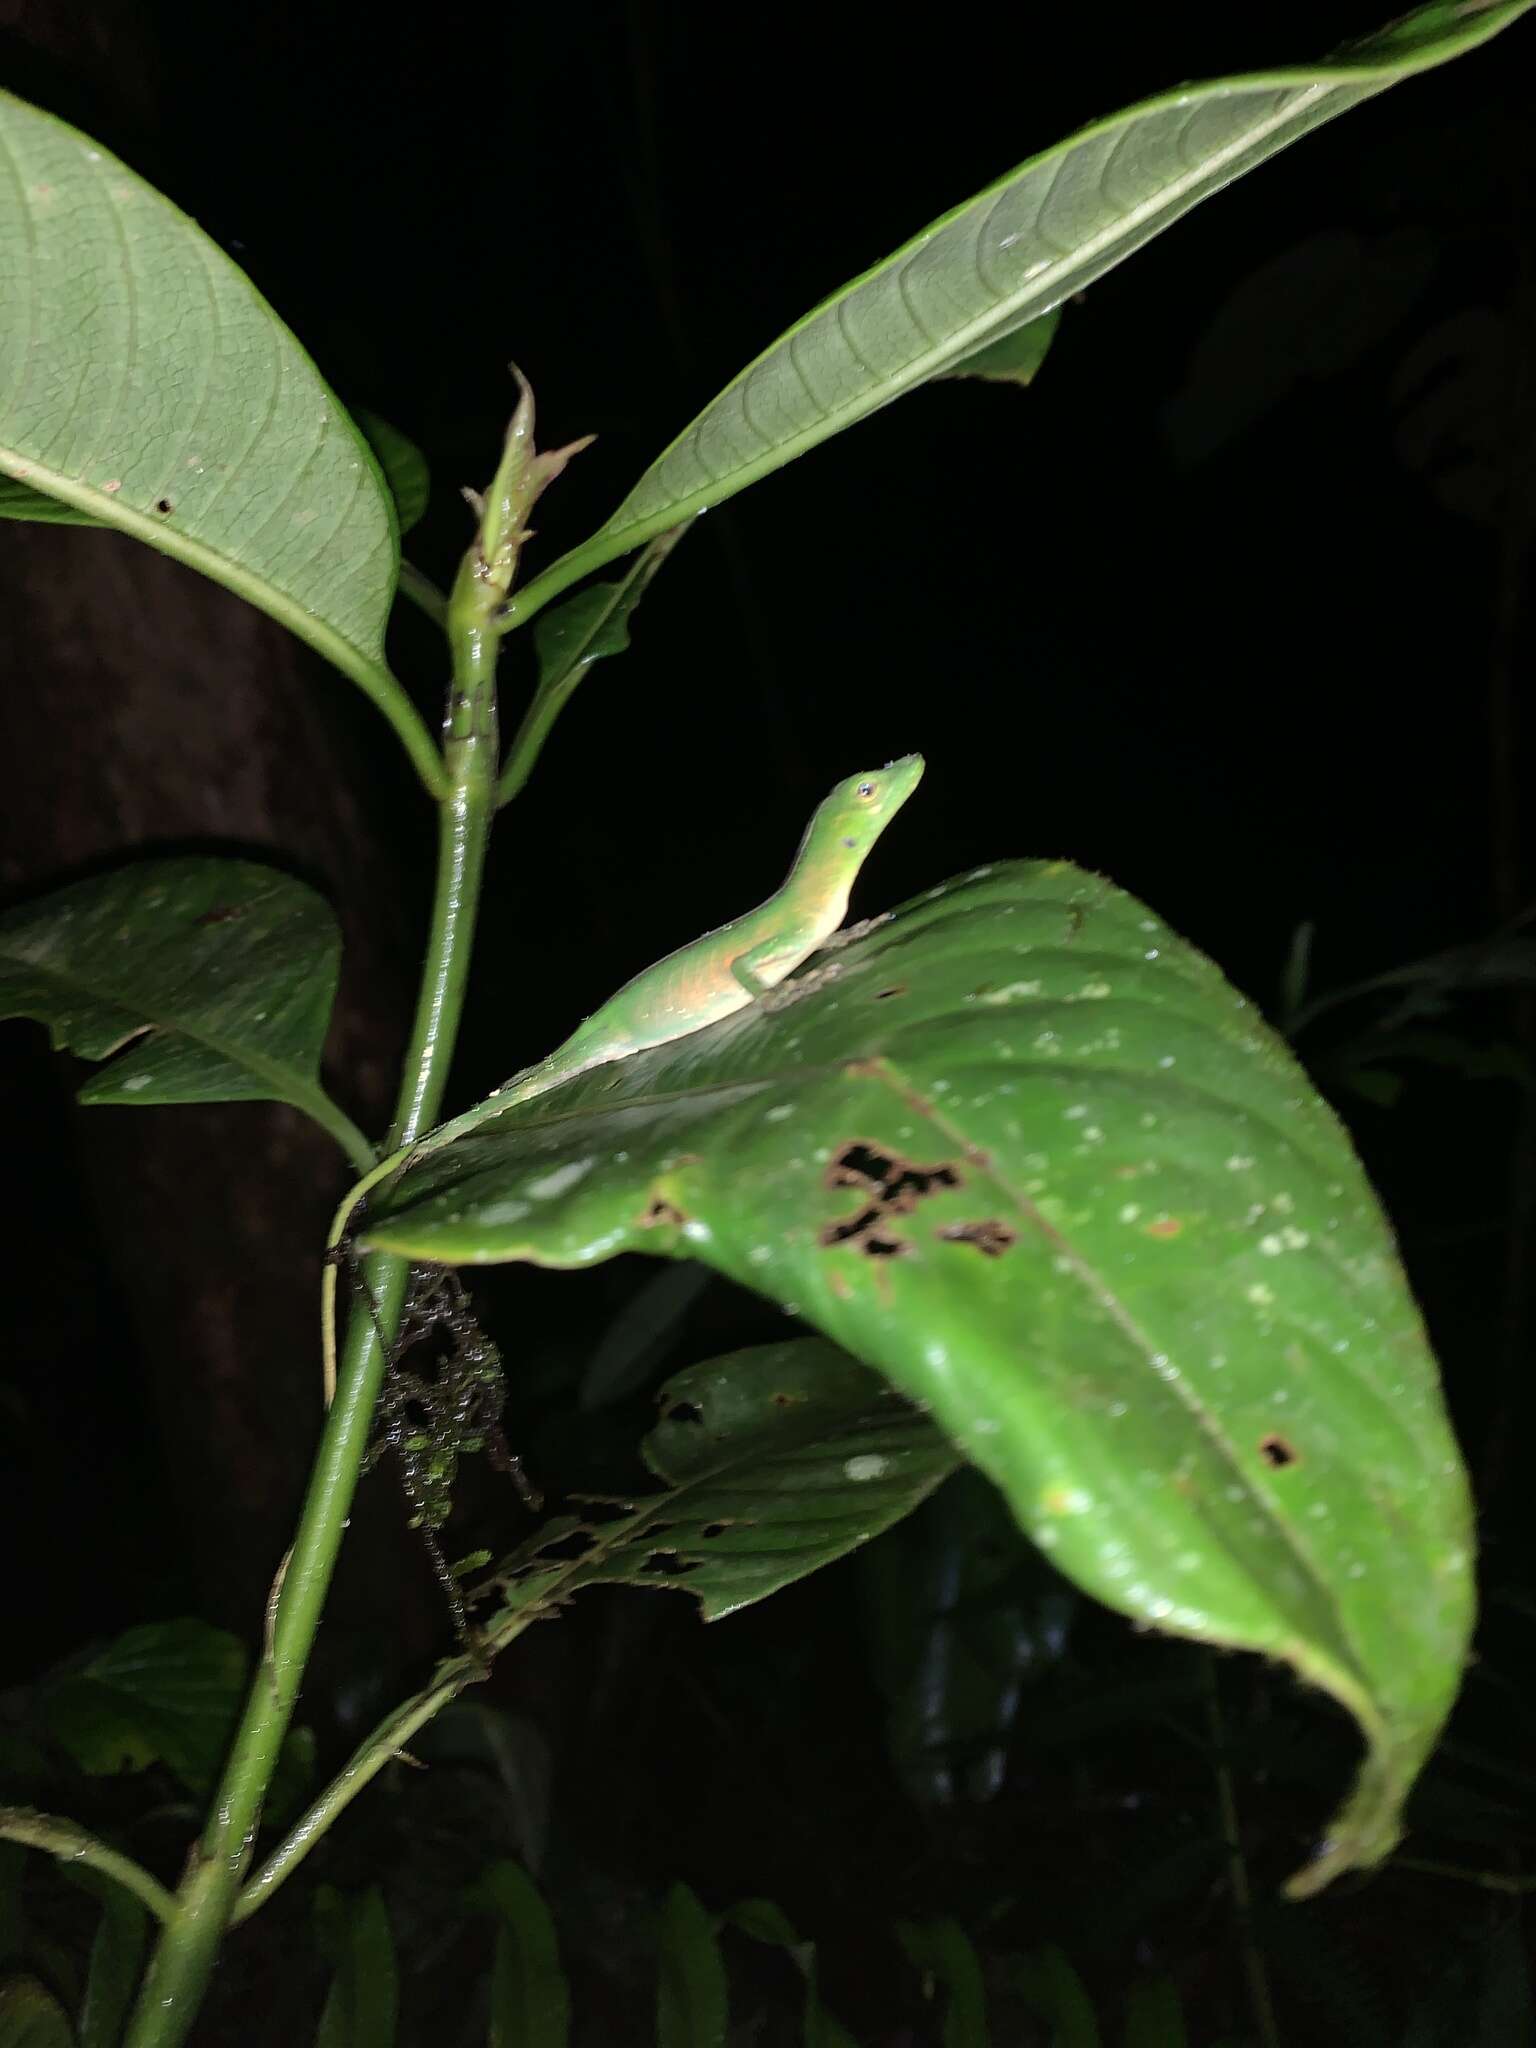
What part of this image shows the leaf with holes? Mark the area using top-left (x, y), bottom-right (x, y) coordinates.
top-left (0, 91), bottom-right (440, 789)
top-left (509, 0), bottom-right (1532, 623)
top-left (472, 1341), bottom-right (959, 1632)
top-left (362, 860), bottom-right (1474, 1895)
top-left (0, 857), bottom-right (365, 1161)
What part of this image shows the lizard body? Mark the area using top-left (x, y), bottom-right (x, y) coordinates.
top-left (457, 750), bottom-right (924, 1129)
top-left (322, 754), bottom-right (924, 1399)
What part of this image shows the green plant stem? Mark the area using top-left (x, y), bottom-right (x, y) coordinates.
top-left (233, 1654), bottom-right (485, 1921)
top-left (120, 548), bottom-right (501, 2048)
top-left (397, 558), bottom-right (449, 628)
top-left (0, 1808), bottom-right (177, 1925)
top-left (301, 1087), bottom-right (377, 1175)
top-left (237, 1564), bottom-right (557, 1922)
top-left (1202, 1657), bottom-right (1281, 2048)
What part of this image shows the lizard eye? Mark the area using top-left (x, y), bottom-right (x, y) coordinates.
top-left (857, 781), bottom-right (875, 798)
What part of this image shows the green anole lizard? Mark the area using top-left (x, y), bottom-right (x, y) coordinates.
top-left (323, 761), bottom-right (921, 1400)
top-left (321, 753), bottom-right (925, 1401)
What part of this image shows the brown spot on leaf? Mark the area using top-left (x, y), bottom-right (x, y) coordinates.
top-left (936, 1219), bottom-right (1017, 1257)
top-left (872, 984), bottom-right (908, 1001)
top-left (195, 904), bottom-right (245, 927)
top-left (154, 497), bottom-right (174, 515)
top-left (1144, 1216), bottom-right (1184, 1240)
top-left (820, 1139), bottom-right (962, 1259)
top-left (639, 1196), bottom-right (685, 1230)
top-left (1259, 1433), bottom-right (1298, 1469)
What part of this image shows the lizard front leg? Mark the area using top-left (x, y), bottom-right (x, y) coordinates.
top-left (727, 935), bottom-right (791, 1000)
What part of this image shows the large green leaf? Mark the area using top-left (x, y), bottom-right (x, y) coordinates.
top-left (0, 857), bottom-right (368, 1165)
top-left (361, 862), bottom-right (1475, 1894)
top-left (508, 0), bottom-right (1531, 626)
top-left (0, 92), bottom-right (441, 792)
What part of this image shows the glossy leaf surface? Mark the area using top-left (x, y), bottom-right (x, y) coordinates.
top-left (0, 857), bottom-right (363, 1160)
top-left (364, 861), bottom-right (1475, 1892)
top-left (0, 92), bottom-right (439, 789)
top-left (513, 1), bottom-right (1532, 620)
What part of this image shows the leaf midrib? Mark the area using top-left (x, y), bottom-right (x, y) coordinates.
top-left (3, 939), bottom-right (332, 1116)
top-left (889, 1052), bottom-right (1383, 1703)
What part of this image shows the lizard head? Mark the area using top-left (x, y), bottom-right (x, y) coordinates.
top-left (820, 753), bottom-right (926, 855)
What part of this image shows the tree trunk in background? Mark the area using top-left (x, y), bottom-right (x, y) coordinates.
top-left (1, 0), bottom-right (441, 1675)
top-left (0, 507), bottom-right (445, 1651)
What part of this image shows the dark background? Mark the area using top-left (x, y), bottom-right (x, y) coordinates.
top-left (1, 0), bottom-right (1533, 2039)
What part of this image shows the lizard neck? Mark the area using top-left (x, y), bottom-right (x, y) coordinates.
top-left (775, 793), bottom-right (868, 937)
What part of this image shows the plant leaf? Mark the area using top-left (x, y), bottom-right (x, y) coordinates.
top-left (656, 1884), bottom-right (726, 2048)
top-left (896, 1920), bottom-right (992, 2048)
top-left (1002, 1948), bottom-right (1099, 2048)
top-left (942, 310), bottom-right (1061, 387)
top-left (363, 860), bottom-right (1475, 1895)
top-left (42, 1622), bottom-right (245, 1791)
top-left (721, 1901), bottom-right (860, 2048)
top-left (475, 1340), bottom-right (959, 1629)
top-left (857, 1468), bottom-right (1074, 1806)
top-left (0, 1977), bottom-right (73, 2048)
top-left (509, 0), bottom-right (1533, 622)
top-left (313, 1889), bottom-right (397, 2048)
top-left (0, 857), bottom-right (366, 1162)
top-left (39, 1618), bottom-right (309, 1807)
top-left (70, 1877), bottom-right (148, 2048)
top-left (351, 409), bottom-right (429, 536)
top-left (497, 525), bottom-right (692, 805)
top-left (1123, 1974), bottom-right (1189, 2048)
top-left (471, 1862), bottom-right (569, 2048)
top-left (0, 474), bottom-right (97, 524)
top-left (0, 91), bottom-right (441, 793)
